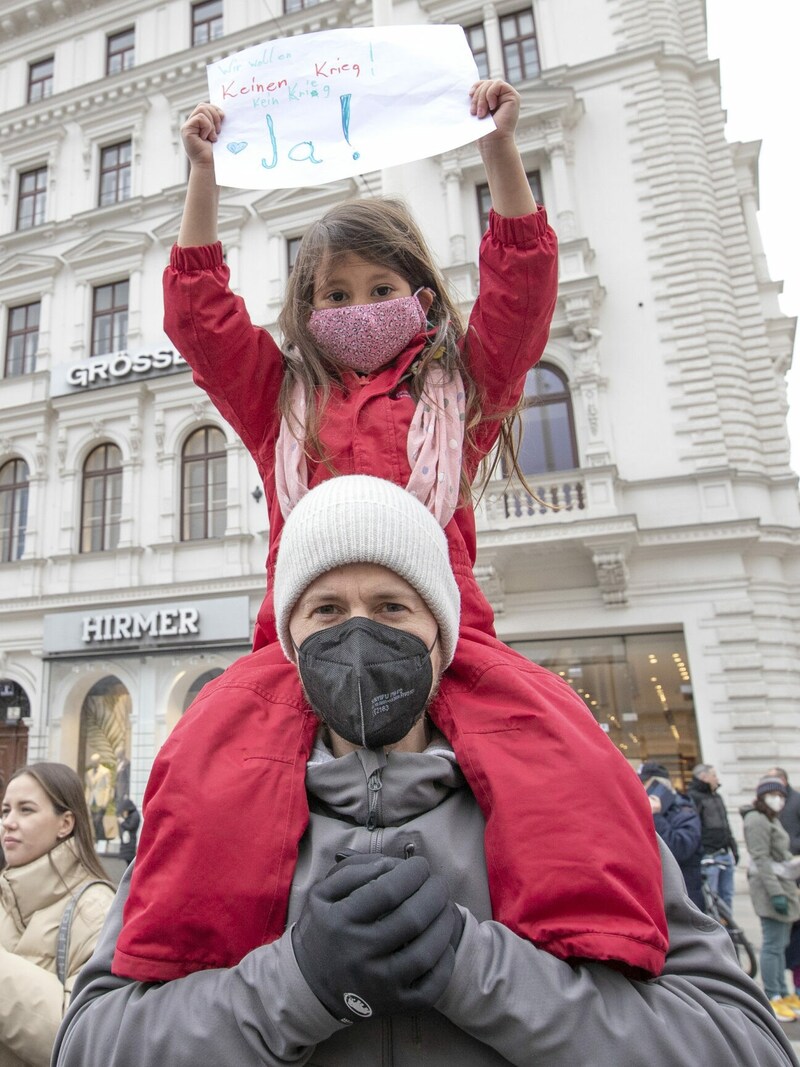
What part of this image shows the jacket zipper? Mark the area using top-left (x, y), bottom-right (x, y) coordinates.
top-left (366, 768), bottom-right (383, 832)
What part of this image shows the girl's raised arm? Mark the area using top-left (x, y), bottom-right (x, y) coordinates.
top-left (177, 103), bottom-right (224, 247)
top-left (471, 79), bottom-right (537, 218)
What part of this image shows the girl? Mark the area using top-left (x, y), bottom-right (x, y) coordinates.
top-left (0, 763), bottom-right (114, 1067)
top-left (116, 80), bottom-right (668, 982)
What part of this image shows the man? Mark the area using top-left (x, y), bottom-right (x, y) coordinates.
top-left (688, 763), bottom-right (739, 911)
top-left (639, 761), bottom-right (704, 911)
top-left (55, 477), bottom-right (797, 1066)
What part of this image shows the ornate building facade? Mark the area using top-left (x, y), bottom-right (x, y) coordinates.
top-left (0, 0), bottom-right (796, 820)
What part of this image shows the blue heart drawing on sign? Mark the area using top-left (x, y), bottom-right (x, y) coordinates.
top-left (227, 141), bottom-right (247, 155)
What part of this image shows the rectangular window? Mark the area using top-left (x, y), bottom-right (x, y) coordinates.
top-left (465, 24), bottom-right (489, 79)
top-left (287, 236), bottom-right (303, 275)
top-left (5, 303), bottom-right (40, 378)
top-left (99, 141), bottom-right (132, 206)
top-left (284, 0), bottom-right (321, 11)
top-left (500, 10), bottom-right (541, 82)
top-left (512, 632), bottom-right (699, 783)
top-left (191, 0), bottom-right (223, 45)
top-left (16, 166), bottom-right (48, 231)
top-left (477, 170), bottom-right (543, 231)
top-left (28, 56), bottom-right (54, 102)
top-left (106, 28), bottom-right (135, 75)
top-left (91, 280), bottom-right (129, 357)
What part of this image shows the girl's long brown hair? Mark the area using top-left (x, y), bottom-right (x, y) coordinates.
top-left (278, 196), bottom-right (526, 502)
top-left (9, 762), bottom-right (110, 883)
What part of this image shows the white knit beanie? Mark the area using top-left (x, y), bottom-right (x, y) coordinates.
top-left (273, 475), bottom-right (460, 666)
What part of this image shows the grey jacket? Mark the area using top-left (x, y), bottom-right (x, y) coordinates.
top-left (54, 738), bottom-right (798, 1067)
top-left (743, 806), bottom-right (800, 923)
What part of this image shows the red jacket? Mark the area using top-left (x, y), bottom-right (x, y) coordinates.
top-left (112, 209), bottom-right (668, 981)
top-left (115, 637), bottom-right (667, 981)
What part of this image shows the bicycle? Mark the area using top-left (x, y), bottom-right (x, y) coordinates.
top-left (701, 856), bottom-right (758, 979)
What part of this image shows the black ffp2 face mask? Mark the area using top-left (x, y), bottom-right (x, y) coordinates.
top-left (296, 617), bottom-right (435, 750)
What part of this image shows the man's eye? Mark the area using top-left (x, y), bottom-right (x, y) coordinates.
top-left (383, 602), bottom-right (407, 614)
top-left (313, 604), bottom-right (338, 616)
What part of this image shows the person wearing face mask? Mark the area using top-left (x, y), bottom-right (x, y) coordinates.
top-left (54, 477), bottom-right (800, 1067)
top-left (0, 763), bottom-right (114, 1067)
top-left (742, 776), bottom-right (800, 1021)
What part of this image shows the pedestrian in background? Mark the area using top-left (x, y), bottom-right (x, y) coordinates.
top-left (116, 798), bottom-right (139, 866)
top-left (688, 763), bottom-right (739, 911)
top-left (766, 767), bottom-right (800, 1001)
top-left (0, 762), bottom-right (114, 1066)
top-left (639, 762), bottom-right (704, 911)
top-left (742, 775), bottom-right (800, 1022)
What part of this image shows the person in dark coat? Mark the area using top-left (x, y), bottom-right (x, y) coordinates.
top-left (688, 764), bottom-right (739, 911)
top-left (767, 767), bottom-right (800, 997)
top-left (116, 798), bottom-right (139, 865)
top-left (639, 762), bottom-right (704, 911)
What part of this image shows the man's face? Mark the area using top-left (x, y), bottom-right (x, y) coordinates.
top-left (289, 561), bottom-right (443, 681)
top-left (703, 767), bottom-right (720, 790)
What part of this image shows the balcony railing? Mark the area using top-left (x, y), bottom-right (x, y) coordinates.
top-left (476, 468), bottom-right (619, 530)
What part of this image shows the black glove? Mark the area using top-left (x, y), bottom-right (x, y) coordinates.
top-left (292, 853), bottom-right (456, 1023)
top-left (772, 894), bottom-right (790, 915)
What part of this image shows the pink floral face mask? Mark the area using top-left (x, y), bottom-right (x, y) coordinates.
top-left (308, 292), bottom-right (427, 373)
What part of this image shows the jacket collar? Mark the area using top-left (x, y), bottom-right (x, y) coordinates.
top-left (306, 731), bottom-right (464, 827)
top-left (1, 840), bottom-right (87, 923)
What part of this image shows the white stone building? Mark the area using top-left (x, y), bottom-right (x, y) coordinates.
top-left (0, 0), bottom-right (796, 823)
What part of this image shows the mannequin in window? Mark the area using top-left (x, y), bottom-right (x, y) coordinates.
top-left (84, 754), bottom-right (112, 853)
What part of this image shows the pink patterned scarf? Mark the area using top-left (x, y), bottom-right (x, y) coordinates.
top-left (275, 362), bottom-right (465, 527)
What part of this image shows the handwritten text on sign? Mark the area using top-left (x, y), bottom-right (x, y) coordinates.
top-left (207, 26), bottom-right (491, 190)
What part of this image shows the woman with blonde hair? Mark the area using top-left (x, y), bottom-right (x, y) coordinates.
top-left (0, 762), bottom-right (114, 1067)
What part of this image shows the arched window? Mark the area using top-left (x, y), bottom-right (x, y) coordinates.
top-left (0, 459), bottom-right (29, 562)
top-left (81, 444), bottom-right (122, 553)
top-left (181, 426), bottom-right (227, 540)
top-left (182, 667), bottom-right (224, 713)
top-left (508, 363), bottom-right (579, 476)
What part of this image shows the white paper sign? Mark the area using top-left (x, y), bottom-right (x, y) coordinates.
top-left (206, 25), bottom-right (491, 190)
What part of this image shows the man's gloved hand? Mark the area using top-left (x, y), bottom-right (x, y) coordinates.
top-left (772, 894), bottom-right (790, 915)
top-left (292, 853), bottom-right (457, 1023)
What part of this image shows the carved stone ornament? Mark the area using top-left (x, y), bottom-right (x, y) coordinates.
top-left (592, 549), bottom-right (629, 607)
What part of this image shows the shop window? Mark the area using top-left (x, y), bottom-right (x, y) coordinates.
top-left (465, 23), bottom-right (489, 78)
top-left (80, 444), bottom-right (123, 553)
top-left (27, 57), bottom-right (54, 102)
top-left (506, 363), bottom-right (578, 476)
top-left (107, 28), bottom-right (135, 75)
top-left (500, 10), bottom-right (541, 82)
top-left (477, 170), bottom-right (542, 231)
top-left (99, 141), bottom-right (132, 206)
top-left (182, 668), bottom-right (224, 713)
top-left (0, 459), bottom-right (29, 563)
top-left (5, 301), bottom-right (40, 378)
top-left (16, 166), bottom-right (47, 230)
top-left (91, 279), bottom-right (129, 357)
top-left (181, 426), bottom-right (227, 541)
top-left (513, 632), bottom-right (699, 783)
top-left (191, 0), bottom-right (223, 45)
